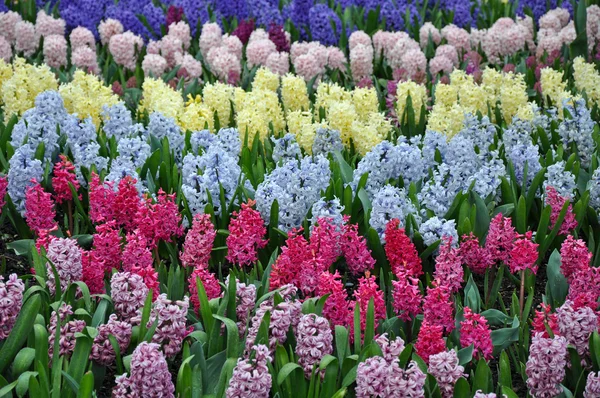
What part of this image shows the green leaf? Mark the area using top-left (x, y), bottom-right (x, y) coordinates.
top-left (11, 348), bottom-right (35, 377)
top-left (480, 309), bottom-right (511, 326)
top-left (277, 363), bottom-right (303, 386)
top-left (457, 345), bottom-right (473, 366)
top-left (546, 249), bottom-right (568, 307)
top-left (76, 372), bottom-right (94, 398)
top-left (499, 350), bottom-right (512, 388)
top-left (473, 359), bottom-right (492, 393)
top-left (464, 275), bottom-right (481, 313)
top-left (213, 315), bottom-right (239, 359)
top-left (491, 317), bottom-right (520, 354)
top-left (452, 377), bottom-right (470, 397)
top-left (0, 295), bottom-right (41, 373)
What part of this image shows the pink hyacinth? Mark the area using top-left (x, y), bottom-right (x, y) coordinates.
top-left (35, 227), bottom-right (57, 253)
top-left (0, 36), bottom-right (11, 62)
top-left (199, 22), bottom-right (222, 58)
top-left (121, 229), bottom-right (158, 295)
top-left (356, 355), bottom-right (426, 398)
top-left (0, 274), bottom-right (25, 339)
top-left (485, 213), bottom-right (517, 265)
top-left (48, 303), bottom-right (86, 359)
top-left (222, 34), bottom-right (243, 60)
top-left (109, 31), bottom-right (144, 71)
top-left (232, 279), bottom-right (257, 337)
top-left (110, 272), bottom-right (150, 321)
top-left (90, 314), bottom-right (132, 365)
top-left (270, 228), bottom-right (311, 290)
top-left (141, 294), bottom-right (190, 358)
top-left (35, 10), bottom-right (64, 37)
top-left (434, 237), bottom-right (464, 293)
top-left (458, 233), bottom-right (493, 275)
top-left (89, 173), bottom-right (116, 224)
top-left (376, 333), bottom-right (406, 364)
top-left (556, 300), bottom-right (598, 358)
top-left (526, 333), bottom-right (568, 398)
top-left (246, 39), bottom-right (277, 69)
top-left (415, 321), bottom-right (446, 364)
top-left (246, 299), bottom-right (300, 353)
top-left (0, 176), bottom-right (7, 216)
top-left (226, 345), bottom-right (272, 398)
top-left (568, 266), bottom-right (600, 309)
top-left (419, 22), bottom-right (442, 48)
top-left (507, 231), bottom-right (539, 275)
top-left (545, 186), bottom-right (577, 235)
top-left (296, 313), bottom-right (333, 377)
top-left (113, 342), bottom-right (175, 398)
top-left (137, 190), bottom-right (183, 248)
top-left (473, 392), bottom-right (500, 398)
top-left (349, 31), bottom-right (372, 50)
top-left (531, 303), bottom-right (560, 338)
top-left (316, 271), bottom-right (352, 328)
top-left (226, 199), bottom-right (268, 267)
top-left (168, 21), bottom-right (191, 50)
top-left (14, 21), bottom-right (38, 57)
top-left (560, 235), bottom-right (591, 282)
top-left (142, 54), bottom-right (168, 77)
top-left (181, 213), bottom-right (216, 268)
top-left (327, 46), bottom-right (346, 70)
top-left (188, 266), bottom-right (221, 312)
top-left (81, 250), bottom-right (105, 295)
top-left (585, 372), bottom-right (600, 398)
top-left (386, 361), bottom-right (427, 397)
top-left (265, 51), bottom-right (290, 76)
top-left (46, 237), bottom-right (82, 294)
top-left (157, 35), bottom-right (183, 68)
top-left (429, 55), bottom-right (454, 77)
top-left (309, 218), bottom-right (341, 268)
top-left (428, 349), bottom-right (465, 398)
top-left (353, 274), bottom-right (387, 333)
top-left (460, 307), bottom-right (494, 360)
top-left (69, 27), bottom-right (95, 49)
top-left (294, 52), bottom-right (325, 83)
top-left (401, 49), bottom-right (427, 81)
top-left (113, 176), bottom-right (141, 231)
top-left (385, 219), bottom-right (422, 278)
top-left (52, 155), bottom-right (79, 204)
top-left (25, 180), bottom-right (57, 235)
top-left (355, 356), bottom-right (390, 397)
top-left (0, 11), bottom-right (22, 43)
top-left (72, 46), bottom-right (100, 74)
top-left (423, 284), bottom-right (455, 333)
top-left (340, 220), bottom-right (375, 275)
top-left (350, 43), bottom-right (374, 83)
top-left (207, 47), bottom-right (241, 83)
top-left (98, 18), bottom-right (123, 45)
top-left (175, 53), bottom-right (203, 80)
top-left (91, 221), bottom-right (122, 273)
top-left (391, 272), bottom-right (422, 322)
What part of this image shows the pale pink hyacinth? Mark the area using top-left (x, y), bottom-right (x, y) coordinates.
top-left (199, 22), bottom-right (222, 58)
top-left (0, 11), bottom-right (22, 43)
top-left (245, 299), bottom-right (301, 353)
top-left (349, 30), bottom-right (372, 51)
top-left (248, 28), bottom-right (269, 43)
top-left (142, 53), bottom-right (168, 77)
top-left (0, 36), bottom-right (11, 62)
top-left (48, 303), bottom-right (86, 359)
top-left (356, 357), bottom-right (426, 398)
top-left (109, 31), bottom-right (144, 71)
top-left (373, 31), bottom-right (396, 59)
top-left (0, 274), bottom-right (24, 339)
top-left (69, 27), bottom-right (95, 50)
top-left (556, 300), bottom-right (598, 358)
top-left (113, 342), bottom-right (175, 398)
top-left (175, 52), bottom-right (203, 80)
top-left (327, 46), bottom-right (346, 70)
top-left (110, 272), bottom-right (150, 322)
top-left (246, 38), bottom-right (277, 69)
top-left (226, 345), bottom-right (272, 398)
top-left (473, 392), bottom-right (502, 398)
top-left (441, 25), bottom-right (470, 53)
top-left (233, 279), bottom-right (257, 337)
top-left (146, 40), bottom-right (160, 54)
top-left (46, 237), bottom-right (83, 294)
top-left (387, 35), bottom-right (420, 71)
top-left (436, 45), bottom-right (459, 66)
top-left (296, 314), bottom-right (333, 377)
top-left (430, 55), bottom-right (454, 77)
top-left (402, 49), bottom-right (427, 80)
top-left (376, 333), bottom-right (405, 364)
top-left (90, 314), bottom-right (132, 365)
top-left (167, 21), bottom-right (191, 50)
top-left (526, 333), bottom-right (568, 398)
top-left (294, 53), bottom-right (325, 83)
top-left (43, 34), bottom-right (68, 69)
top-left (14, 21), bottom-right (38, 57)
top-left (72, 46), bottom-right (100, 74)
top-left (419, 22), bottom-right (442, 48)
top-left (223, 34), bottom-right (243, 60)
top-left (158, 35), bottom-right (183, 68)
top-left (483, 18), bottom-right (529, 63)
top-left (587, 5), bottom-right (600, 53)
top-left (428, 350), bottom-right (465, 398)
top-left (350, 43), bottom-right (373, 82)
top-left (141, 294), bottom-right (190, 358)
top-left (35, 10), bottom-right (65, 38)
top-left (470, 28), bottom-right (486, 50)
top-left (207, 47), bottom-right (241, 83)
top-left (265, 51), bottom-right (290, 76)
top-left (98, 18), bottom-right (123, 45)
top-left (585, 372), bottom-right (600, 398)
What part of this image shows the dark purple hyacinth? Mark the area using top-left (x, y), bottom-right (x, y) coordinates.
top-left (166, 6), bottom-right (184, 28)
top-left (268, 24), bottom-right (290, 52)
top-left (232, 19), bottom-right (255, 44)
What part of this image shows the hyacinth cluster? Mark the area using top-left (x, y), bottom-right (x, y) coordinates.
top-left (0, 274), bottom-right (24, 339)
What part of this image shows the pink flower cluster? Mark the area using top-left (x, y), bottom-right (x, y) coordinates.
top-left (428, 349), bottom-right (465, 398)
top-left (231, 278), bottom-right (257, 337)
top-left (537, 8), bottom-right (575, 59)
top-left (526, 333), bottom-right (568, 398)
top-left (52, 155), bottom-right (79, 204)
top-left (556, 300), bottom-right (598, 358)
top-left (560, 235), bottom-right (592, 282)
top-left (25, 180), bottom-right (57, 235)
top-left (423, 285), bottom-right (454, 333)
top-left (137, 189), bottom-right (183, 248)
top-left (460, 307), bottom-right (493, 360)
top-left (109, 31), bottom-right (144, 71)
top-left (0, 274), bottom-right (24, 339)
top-left (226, 199), bottom-right (268, 266)
top-left (296, 313), bottom-right (333, 377)
top-left (0, 175), bottom-right (7, 215)
top-left (479, 17), bottom-right (533, 64)
top-left (113, 342), bottom-right (175, 398)
top-left (48, 303), bottom-right (86, 359)
top-left (90, 314), bottom-right (132, 365)
top-left (415, 321), bottom-right (446, 364)
top-left (122, 229), bottom-right (159, 294)
top-left (349, 31), bottom-right (373, 83)
top-left (226, 345), bottom-right (272, 398)
top-left (89, 174), bottom-right (141, 231)
top-left (110, 272), bottom-right (150, 322)
top-left (545, 186), bottom-right (577, 235)
top-left (585, 372), bottom-right (600, 398)
top-left (317, 271), bottom-right (352, 328)
top-left (290, 41), bottom-right (345, 83)
top-left (201, 23), bottom-right (243, 83)
top-left (385, 218), bottom-right (422, 278)
top-left (531, 303), bottom-right (559, 338)
top-left (458, 233), bottom-right (492, 275)
top-left (353, 274), bottom-right (387, 334)
top-left (374, 31), bottom-right (426, 81)
top-left (434, 237), bottom-right (464, 293)
top-left (391, 273), bottom-right (423, 322)
top-left (43, 34), bottom-right (67, 69)
top-left (507, 231), bottom-right (539, 275)
top-left (46, 237), bottom-right (83, 294)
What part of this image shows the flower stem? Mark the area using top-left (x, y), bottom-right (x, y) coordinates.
top-left (519, 270), bottom-right (526, 317)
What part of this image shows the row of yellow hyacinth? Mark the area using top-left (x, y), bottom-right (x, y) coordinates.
top-left (1, 57), bottom-right (600, 155)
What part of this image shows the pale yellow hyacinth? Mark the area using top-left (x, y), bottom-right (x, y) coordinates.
top-left (203, 82), bottom-right (234, 128)
top-left (140, 77), bottom-right (184, 120)
top-left (252, 67), bottom-right (280, 92)
top-left (573, 56), bottom-right (600, 106)
top-left (352, 87), bottom-right (379, 122)
top-left (59, 70), bottom-right (119, 126)
top-left (235, 89), bottom-right (285, 143)
top-left (2, 58), bottom-right (58, 117)
top-left (499, 72), bottom-right (528, 123)
top-left (327, 101), bottom-right (357, 143)
top-left (281, 74), bottom-right (310, 113)
top-left (314, 82), bottom-right (352, 116)
top-left (427, 103), bottom-right (467, 139)
top-left (395, 81), bottom-right (427, 123)
top-left (539, 67), bottom-right (575, 115)
top-left (179, 95), bottom-right (214, 132)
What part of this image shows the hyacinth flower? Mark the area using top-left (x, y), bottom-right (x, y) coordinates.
top-left (52, 155), bottom-right (80, 233)
top-left (226, 199), bottom-right (268, 267)
top-left (25, 179), bottom-right (58, 237)
top-left (0, 176), bottom-right (8, 216)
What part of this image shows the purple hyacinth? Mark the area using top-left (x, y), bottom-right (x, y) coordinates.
top-left (232, 19), bottom-right (255, 44)
top-left (526, 333), bottom-right (568, 398)
top-left (585, 372), bottom-right (600, 398)
top-left (46, 238), bottom-right (83, 295)
top-left (234, 280), bottom-right (257, 337)
top-left (0, 274), bottom-right (25, 339)
top-left (226, 344), bottom-right (272, 398)
top-left (356, 356), bottom-right (389, 397)
top-left (268, 24), bottom-right (290, 52)
top-left (90, 314), bottom-right (132, 366)
top-left (308, 4), bottom-right (342, 46)
top-left (110, 272), bottom-right (150, 322)
top-left (556, 300), bottom-right (598, 359)
top-left (296, 314), bottom-right (333, 377)
top-left (113, 342), bottom-right (175, 398)
top-left (428, 350), bottom-right (466, 398)
top-left (48, 303), bottom-right (86, 360)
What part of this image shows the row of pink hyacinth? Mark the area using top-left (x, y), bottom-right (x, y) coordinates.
top-left (1, 6), bottom-right (600, 87)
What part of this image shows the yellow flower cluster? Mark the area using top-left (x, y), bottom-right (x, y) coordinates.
top-left (202, 82), bottom-right (234, 128)
top-left (1, 58), bottom-right (58, 117)
top-left (252, 68), bottom-right (280, 92)
top-left (281, 74), bottom-right (310, 113)
top-left (180, 94), bottom-right (214, 132)
top-left (235, 87), bottom-right (285, 143)
top-left (140, 77), bottom-right (184, 120)
top-left (59, 70), bottom-right (119, 126)
top-left (573, 56), bottom-right (600, 106)
top-left (395, 81), bottom-right (427, 123)
top-left (539, 67), bottom-right (574, 114)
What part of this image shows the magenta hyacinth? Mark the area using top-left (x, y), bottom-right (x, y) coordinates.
top-left (180, 213), bottom-right (216, 268)
top-left (391, 272), bottom-right (423, 322)
top-left (0, 274), bottom-right (24, 339)
top-left (25, 179), bottom-right (57, 235)
top-left (226, 199), bottom-right (268, 267)
top-left (433, 237), bottom-right (464, 293)
top-left (460, 307), bottom-right (494, 360)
